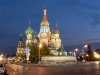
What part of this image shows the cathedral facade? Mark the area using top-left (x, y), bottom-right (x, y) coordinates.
top-left (16, 8), bottom-right (66, 60)
top-left (25, 8), bottom-right (61, 55)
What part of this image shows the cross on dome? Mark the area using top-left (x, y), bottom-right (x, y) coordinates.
top-left (29, 20), bottom-right (31, 25)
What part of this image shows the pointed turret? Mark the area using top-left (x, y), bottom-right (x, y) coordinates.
top-left (19, 33), bottom-right (22, 41)
top-left (16, 33), bottom-right (25, 61)
top-left (17, 33), bottom-right (24, 48)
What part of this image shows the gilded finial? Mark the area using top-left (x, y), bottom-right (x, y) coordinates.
top-left (20, 32), bottom-right (22, 36)
top-left (56, 22), bottom-right (57, 26)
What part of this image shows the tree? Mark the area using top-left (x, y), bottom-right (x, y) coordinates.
top-left (40, 44), bottom-right (50, 56)
top-left (29, 43), bottom-right (50, 63)
top-left (29, 43), bottom-right (38, 63)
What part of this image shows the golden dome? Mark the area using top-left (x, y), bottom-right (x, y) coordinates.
top-left (50, 34), bottom-right (57, 39)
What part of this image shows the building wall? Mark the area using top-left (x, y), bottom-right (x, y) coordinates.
top-left (41, 56), bottom-right (77, 66)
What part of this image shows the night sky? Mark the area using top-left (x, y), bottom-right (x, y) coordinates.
top-left (0, 0), bottom-right (100, 54)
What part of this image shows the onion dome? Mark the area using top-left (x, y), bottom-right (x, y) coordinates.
top-left (57, 44), bottom-right (66, 56)
top-left (50, 34), bottom-right (56, 39)
top-left (25, 26), bottom-right (34, 35)
top-left (53, 24), bottom-right (60, 34)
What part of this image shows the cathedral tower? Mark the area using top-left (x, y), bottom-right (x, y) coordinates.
top-left (16, 33), bottom-right (24, 53)
top-left (49, 24), bottom-right (61, 49)
top-left (25, 21), bottom-right (34, 46)
top-left (38, 7), bottom-right (51, 45)
top-left (16, 33), bottom-right (25, 60)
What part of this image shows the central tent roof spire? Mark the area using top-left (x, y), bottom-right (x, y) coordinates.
top-left (43, 7), bottom-right (48, 22)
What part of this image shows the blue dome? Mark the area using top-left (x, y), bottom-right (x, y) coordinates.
top-left (40, 26), bottom-right (48, 33)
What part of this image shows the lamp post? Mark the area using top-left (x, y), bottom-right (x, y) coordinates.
top-left (82, 45), bottom-right (87, 62)
top-left (39, 43), bottom-right (42, 65)
top-left (86, 54), bottom-right (89, 60)
top-left (25, 47), bottom-right (30, 70)
top-left (94, 53), bottom-right (100, 68)
top-left (74, 48), bottom-right (78, 56)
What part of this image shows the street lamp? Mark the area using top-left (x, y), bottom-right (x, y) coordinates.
top-left (86, 54), bottom-right (88, 57)
top-left (1, 54), bottom-right (3, 57)
top-left (0, 56), bottom-right (2, 61)
top-left (94, 53), bottom-right (100, 69)
top-left (95, 54), bottom-right (99, 58)
top-left (82, 45), bottom-right (87, 62)
top-left (38, 43), bottom-right (42, 65)
top-left (69, 48), bottom-right (78, 56)
top-left (74, 48), bottom-right (78, 56)
top-left (86, 54), bottom-right (89, 60)
top-left (69, 52), bottom-right (73, 56)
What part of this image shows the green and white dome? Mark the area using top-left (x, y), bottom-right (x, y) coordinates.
top-left (50, 34), bottom-right (56, 39)
top-left (25, 26), bottom-right (34, 35)
top-left (57, 47), bottom-right (66, 56)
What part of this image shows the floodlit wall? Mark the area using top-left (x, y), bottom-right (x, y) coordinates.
top-left (41, 56), bottom-right (77, 66)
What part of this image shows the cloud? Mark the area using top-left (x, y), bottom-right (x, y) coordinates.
top-left (89, 14), bottom-right (100, 26)
top-left (76, 1), bottom-right (100, 26)
top-left (62, 37), bottom-right (73, 40)
top-left (59, 0), bottom-right (100, 26)
top-left (82, 1), bottom-right (100, 10)
top-left (85, 39), bottom-right (100, 43)
top-left (92, 30), bottom-right (100, 33)
top-left (78, 11), bottom-right (100, 26)
top-left (59, 0), bottom-right (83, 7)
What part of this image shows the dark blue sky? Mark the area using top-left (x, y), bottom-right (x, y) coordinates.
top-left (0, 0), bottom-right (100, 54)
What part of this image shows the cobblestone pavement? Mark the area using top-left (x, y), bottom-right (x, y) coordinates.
top-left (9, 61), bottom-right (100, 75)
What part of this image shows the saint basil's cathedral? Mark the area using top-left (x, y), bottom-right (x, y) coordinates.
top-left (16, 8), bottom-right (67, 61)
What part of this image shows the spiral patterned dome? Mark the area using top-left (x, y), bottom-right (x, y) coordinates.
top-left (25, 26), bottom-right (34, 35)
top-left (50, 34), bottom-right (57, 39)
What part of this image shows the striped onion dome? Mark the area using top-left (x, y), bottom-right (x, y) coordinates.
top-left (25, 26), bottom-right (34, 35)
